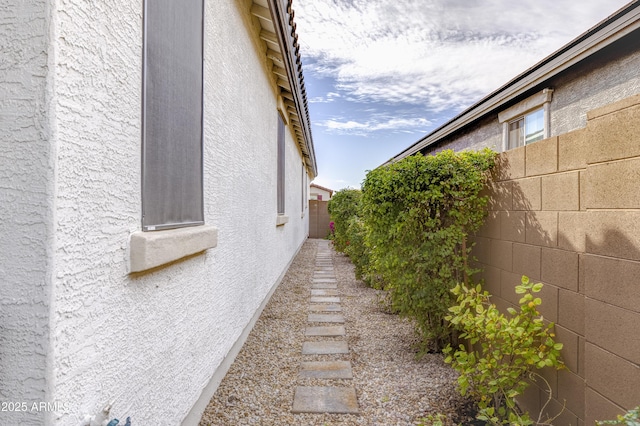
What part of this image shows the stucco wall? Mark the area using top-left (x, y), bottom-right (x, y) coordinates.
top-left (2, 0), bottom-right (311, 424)
top-left (310, 186), bottom-right (332, 200)
top-left (0, 1), bottom-right (54, 424)
top-left (472, 94), bottom-right (640, 424)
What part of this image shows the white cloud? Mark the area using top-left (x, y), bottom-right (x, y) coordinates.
top-left (295, 0), bottom-right (631, 112)
top-left (320, 116), bottom-right (431, 135)
top-left (309, 91), bottom-right (342, 103)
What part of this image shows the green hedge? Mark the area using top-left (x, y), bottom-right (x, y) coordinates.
top-left (329, 149), bottom-right (496, 350)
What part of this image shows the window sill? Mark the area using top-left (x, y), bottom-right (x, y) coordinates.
top-left (276, 215), bottom-right (289, 227)
top-left (129, 225), bottom-right (218, 273)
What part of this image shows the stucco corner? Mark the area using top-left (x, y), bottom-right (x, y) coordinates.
top-left (129, 225), bottom-right (218, 273)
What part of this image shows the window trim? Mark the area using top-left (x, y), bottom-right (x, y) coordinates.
top-left (498, 88), bottom-right (553, 151)
top-left (129, 225), bottom-right (218, 273)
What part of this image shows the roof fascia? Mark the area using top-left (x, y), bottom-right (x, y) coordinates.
top-left (267, 0), bottom-right (318, 178)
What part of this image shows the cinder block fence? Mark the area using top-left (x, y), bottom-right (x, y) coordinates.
top-left (472, 94), bottom-right (640, 425)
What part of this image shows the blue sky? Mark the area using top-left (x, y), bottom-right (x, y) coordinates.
top-left (294, 0), bottom-right (632, 190)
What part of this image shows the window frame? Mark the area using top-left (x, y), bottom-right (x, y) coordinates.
top-left (498, 88), bottom-right (553, 151)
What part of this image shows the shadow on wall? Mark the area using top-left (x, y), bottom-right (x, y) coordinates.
top-left (472, 149), bottom-right (640, 423)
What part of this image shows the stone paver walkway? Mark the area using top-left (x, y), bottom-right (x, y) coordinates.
top-left (291, 240), bottom-right (360, 415)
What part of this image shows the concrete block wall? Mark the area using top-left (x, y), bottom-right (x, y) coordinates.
top-left (473, 93), bottom-right (640, 425)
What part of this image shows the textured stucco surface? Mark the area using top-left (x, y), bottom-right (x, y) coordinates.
top-left (0, 1), bottom-right (53, 424)
top-left (2, 0), bottom-right (311, 424)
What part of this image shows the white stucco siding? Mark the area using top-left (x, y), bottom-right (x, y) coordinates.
top-left (0, 1), bottom-right (54, 424)
top-left (44, 1), bottom-right (309, 425)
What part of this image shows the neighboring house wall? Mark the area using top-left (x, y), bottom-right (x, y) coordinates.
top-left (1, 0), bottom-right (314, 425)
top-left (471, 94), bottom-right (640, 424)
top-left (310, 185), bottom-right (332, 201)
top-left (0, 2), bottom-right (54, 424)
top-left (427, 30), bottom-right (640, 155)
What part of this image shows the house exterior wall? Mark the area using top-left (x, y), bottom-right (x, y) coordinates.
top-left (310, 186), bottom-right (332, 201)
top-left (0, 2), bottom-right (54, 424)
top-left (471, 94), bottom-right (640, 424)
top-left (1, 0), bottom-right (311, 425)
top-left (427, 33), bottom-right (640, 155)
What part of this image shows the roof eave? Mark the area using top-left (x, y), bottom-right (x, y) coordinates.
top-left (265, 0), bottom-right (318, 179)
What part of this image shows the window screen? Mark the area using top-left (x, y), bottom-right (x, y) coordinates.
top-left (142, 0), bottom-right (204, 231)
top-left (277, 115), bottom-right (285, 215)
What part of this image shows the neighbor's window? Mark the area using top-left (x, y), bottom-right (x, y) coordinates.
top-left (499, 88), bottom-right (553, 151)
top-left (141, 0), bottom-right (204, 231)
top-left (277, 114), bottom-right (286, 215)
top-left (507, 108), bottom-right (544, 149)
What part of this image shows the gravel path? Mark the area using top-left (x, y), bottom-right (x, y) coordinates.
top-left (199, 239), bottom-right (471, 425)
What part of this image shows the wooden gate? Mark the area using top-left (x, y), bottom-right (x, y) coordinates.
top-left (308, 200), bottom-right (331, 239)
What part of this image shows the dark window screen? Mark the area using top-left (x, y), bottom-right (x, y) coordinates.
top-left (142, 0), bottom-right (204, 230)
top-left (277, 115), bottom-right (285, 215)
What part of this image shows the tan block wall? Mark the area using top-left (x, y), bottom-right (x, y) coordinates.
top-left (474, 94), bottom-right (640, 423)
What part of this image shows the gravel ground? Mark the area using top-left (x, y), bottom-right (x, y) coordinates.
top-left (199, 239), bottom-right (473, 426)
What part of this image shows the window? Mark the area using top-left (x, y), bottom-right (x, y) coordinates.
top-left (507, 108), bottom-right (544, 149)
top-left (277, 114), bottom-right (285, 215)
top-left (499, 89), bottom-right (553, 151)
top-left (301, 161), bottom-right (306, 213)
top-left (141, 0), bottom-right (204, 231)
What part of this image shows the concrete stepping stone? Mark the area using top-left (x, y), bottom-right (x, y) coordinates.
top-left (312, 278), bottom-right (336, 283)
top-left (310, 296), bottom-right (340, 303)
top-left (308, 313), bottom-right (345, 323)
top-left (298, 361), bottom-right (353, 379)
top-left (305, 325), bottom-right (346, 336)
top-left (310, 289), bottom-right (338, 296)
top-left (292, 386), bottom-right (359, 414)
top-left (302, 340), bottom-right (349, 354)
top-left (308, 304), bottom-right (342, 312)
top-left (311, 283), bottom-right (337, 289)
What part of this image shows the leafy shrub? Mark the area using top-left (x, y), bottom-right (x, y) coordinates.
top-left (597, 407), bottom-right (640, 426)
top-left (360, 149), bottom-right (496, 350)
top-left (444, 277), bottom-right (565, 425)
top-left (327, 188), bottom-right (362, 252)
top-left (343, 216), bottom-right (370, 280)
